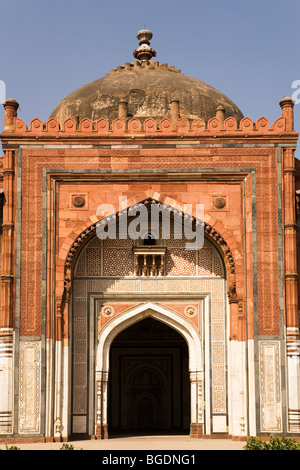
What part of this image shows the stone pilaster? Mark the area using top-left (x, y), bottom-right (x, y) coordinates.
top-left (0, 328), bottom-right (14, 434)
top-left (280, 98), bottom-right (300, 432)
top-left (0, 146), bottom-right (16, 435)
top-left (189, 371), bottom-right (204, 438)
top-left (228, 287), bottom-right (247, 437)
top-left (54, 303), bottom-right (63, 441)
top-left (95, 371), bottom-right (109, 439)
top-left (0, 149), bottom-right (15, 329)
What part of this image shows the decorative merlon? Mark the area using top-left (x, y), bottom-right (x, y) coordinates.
top-left (0, 115), bottom-right (294, 137)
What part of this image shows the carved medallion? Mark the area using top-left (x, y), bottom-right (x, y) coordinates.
top-left (72, 195), bottom-right (86, 208)
top-left (184, 305), bottom-right (197, 317)
top-left (213, 196), bottom-right (226, 209)
top-left (102, 305), bottom-right (115, 317)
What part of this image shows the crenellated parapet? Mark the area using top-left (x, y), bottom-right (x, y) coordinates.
top-left (1, 114), bottom-right (295, 138)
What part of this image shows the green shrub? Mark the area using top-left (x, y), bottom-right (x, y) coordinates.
top-left (4, 444), bottom-right (20, 450)
top-left (244, 435), bottom-right (300, 450)
top-left (59, 443), bottom-right (75, 450)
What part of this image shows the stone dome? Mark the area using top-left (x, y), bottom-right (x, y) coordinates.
top-left (49, 31), bottom-right (243, 125)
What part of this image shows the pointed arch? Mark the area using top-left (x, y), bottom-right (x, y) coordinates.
top-left (97, 302), bottom-right (202, 373)
top-left (58, 196), bottom-right (239, 324)
top-left (62, 197), bottom-right (237, 276)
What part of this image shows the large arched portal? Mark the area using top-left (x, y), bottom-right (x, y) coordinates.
top-left (108, 317), bottom-right (190, 435)
top-left (95, 302), bottom-right (203, 439)
top-left (68, 199), bottom-right (228, 439)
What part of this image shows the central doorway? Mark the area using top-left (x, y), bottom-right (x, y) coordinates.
top-left (108, 317), bottom-right (190, 435)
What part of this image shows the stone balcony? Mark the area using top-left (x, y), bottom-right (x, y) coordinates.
top-left (133, 246), bottom-right (167, 277)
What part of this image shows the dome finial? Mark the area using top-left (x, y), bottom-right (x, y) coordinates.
top-left (133, 29), bottom-right (157, 62)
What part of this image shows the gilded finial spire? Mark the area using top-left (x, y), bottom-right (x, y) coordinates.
top-left (133, 29), bottom-right (157, 62)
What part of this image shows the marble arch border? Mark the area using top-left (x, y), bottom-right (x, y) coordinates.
top-left (97, 302), bottom-right (203, 372)
top-left (95, 301), bottom-right (204, 438)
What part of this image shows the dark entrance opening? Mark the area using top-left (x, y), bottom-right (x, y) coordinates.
top-left (108, 317), bottom-right (190, 436)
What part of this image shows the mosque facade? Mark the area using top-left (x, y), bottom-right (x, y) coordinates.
top-left (0, 30), bottom-right (299, 442)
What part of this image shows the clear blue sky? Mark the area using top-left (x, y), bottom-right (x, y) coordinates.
top-left (0, 0), bottom-right (299, 151)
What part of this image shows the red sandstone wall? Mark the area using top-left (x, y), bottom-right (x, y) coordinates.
top-left (0, 108), bottom-right (297, 343)
top-left (16, 145), bottom-right (280, 340)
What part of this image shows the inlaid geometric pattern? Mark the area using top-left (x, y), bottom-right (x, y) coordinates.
top-left (212, 322), bottom-right (225, 342)
top-left (103, 248), bottom-right (134, 276)
top-left (198, 240), bottom-right (223, 276)
top-left (72, 282), bottom-right (88, 416)
top-left (212, 250), bottom-right (223, 277)
top-left (259, 341), bottom-right (282, 432)
top-left (211, 275), bottom-right (226, 415)
top-left (103, 237), bottom-right (133, 248)
top-left (75, 252), bottom-right (86, 276)
top-left (86, 248), bottom-right (102, 276)
top-left (198, 241), bottom-right (212, 275)
top-left (18, 341), bottom-right (41, 434)
top-left (166, 248), bottom-right (196, 276)
top-left (74, 235), bottom-right (223, 278)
